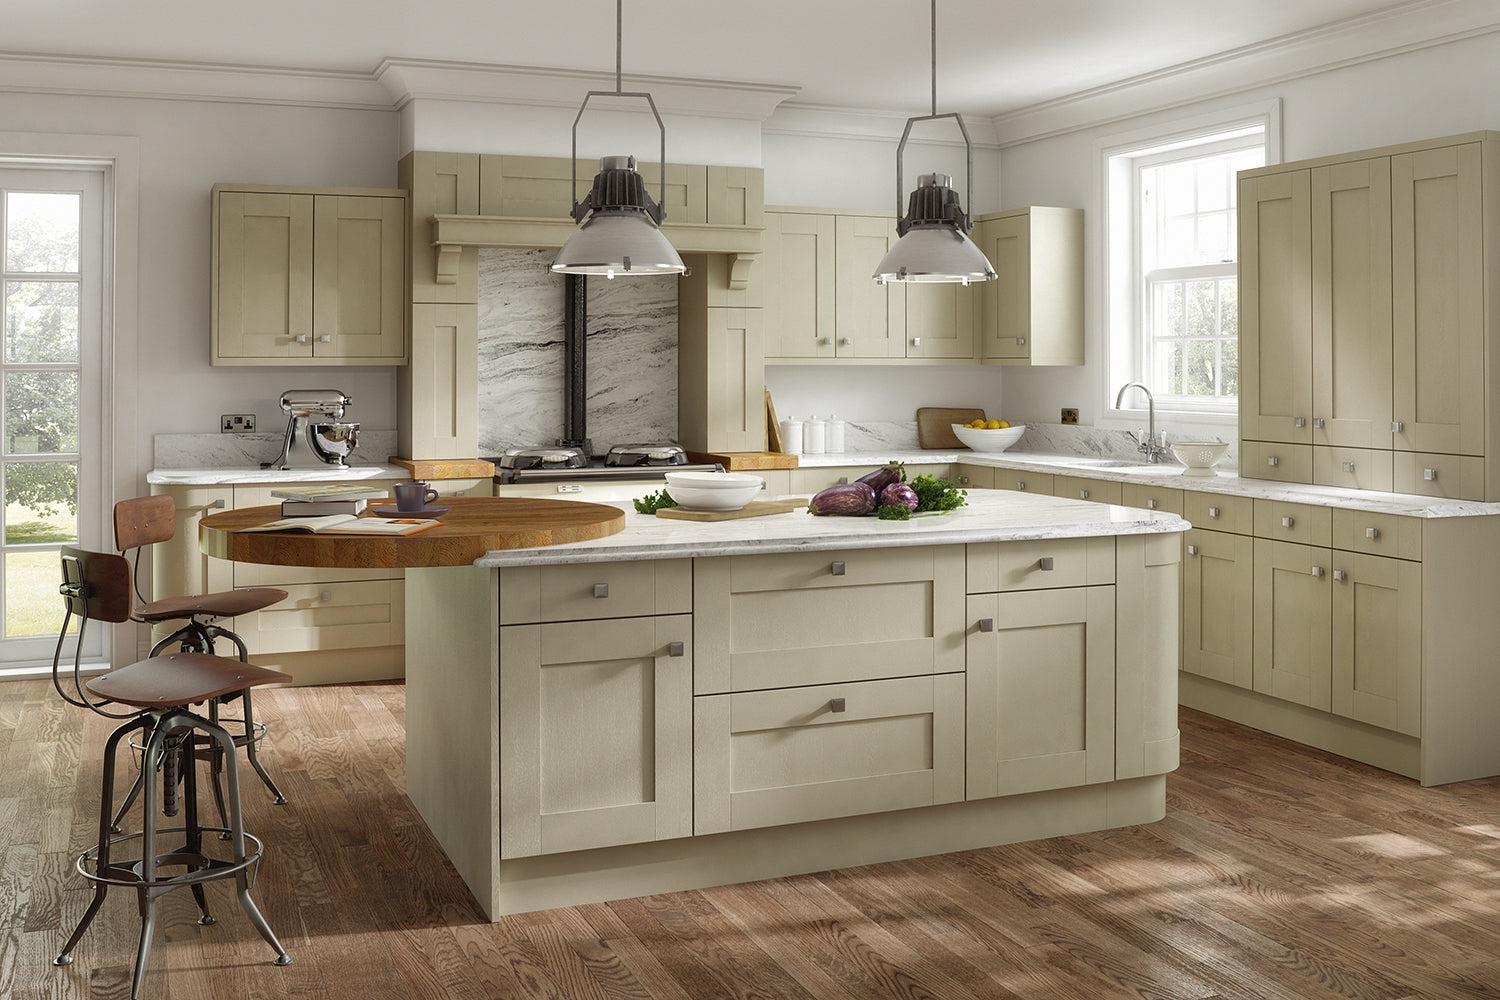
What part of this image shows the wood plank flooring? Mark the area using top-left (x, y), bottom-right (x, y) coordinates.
top-left (5, 678), bottom-right (1500, 999)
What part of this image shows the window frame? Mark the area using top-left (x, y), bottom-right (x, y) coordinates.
top-left (1096, 101), bottom-right (1281, 436)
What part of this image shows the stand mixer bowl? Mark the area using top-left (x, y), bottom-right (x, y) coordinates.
top-left (308, 421), bottom-right (359, 467)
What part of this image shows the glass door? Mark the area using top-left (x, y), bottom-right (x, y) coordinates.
top-left (0, 167), bottom-right (104, 667)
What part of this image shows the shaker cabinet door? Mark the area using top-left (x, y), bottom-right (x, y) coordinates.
top-left (214, 191), bottom-right (314, 361)
top-left (1239, 170), bottom-right (1312, 445)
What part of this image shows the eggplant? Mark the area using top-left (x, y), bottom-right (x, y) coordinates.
top-left (808, 482), bottom-right (876, 516)
top-left (855, 463), bottom-right (904, 497)
top-left (879, 482), bottom-right (919, 513)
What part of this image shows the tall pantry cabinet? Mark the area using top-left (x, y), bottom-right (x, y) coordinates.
top-left (1238, 132), bottom-right (1499, 500)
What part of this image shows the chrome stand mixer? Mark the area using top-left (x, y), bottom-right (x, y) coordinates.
top-left (262, 389), bottom-right (359, 469)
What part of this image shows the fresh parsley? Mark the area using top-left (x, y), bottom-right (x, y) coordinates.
top-left (633, 489), bottom-right (680, 515)
top-left (907, 474), bottom-right (968, 514)
top-left (877, 504), bottom-right (913, 521)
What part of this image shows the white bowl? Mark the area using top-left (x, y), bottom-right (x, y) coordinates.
top-left (664, 482), bottom-right (762, 511)
top-left (951, 423), bottom-right (1025, 453)
top-left (664, 471), bottom-right (765, 490)
top-left (1170, 440), bottom-right (1230, 477)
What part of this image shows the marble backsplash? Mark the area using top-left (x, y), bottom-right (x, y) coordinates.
top-left (476, 248), bottom-right (678, 455)
top-left (154, 429), bottom-right (400, 469)
top-left (837, 421), bottom-right (1237, 468)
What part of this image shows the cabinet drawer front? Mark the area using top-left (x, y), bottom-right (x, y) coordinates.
top-left (1312, 446), bottom-right (1393, 492)
top-left (693, 673), bottom-right (965, 834)
top-left (693, 547), bottom-right (966, 693)
top-left (1240, 441), bottom-right (1312, 484)
top-left (1392, 451), bottom-right (1485, 501)
top-left (229, 580), bottom-right (402, 655)
top-left (1331, 509), bottom-right (1422, 560)
top-left (499, 559), bottom-right (691, 624)
top-left (1253, 499), bottom-right (1333, 548)
top-left (1183, 492), bottom-right (1253, 534)
top-left (997, 471), bottom-right (1054, 495)
top-left (1120, 483), bottom-right (1184, 515)
top-left (233, 561), bottom-right (401, 587)
top-left (966, 536), bottom-right (1114, 594)
top-left (1052, 475), bottom-right (1122, 504)
top-left (953, 464), bottom-right (995, 490)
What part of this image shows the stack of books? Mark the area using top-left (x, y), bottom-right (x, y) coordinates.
top-left (271, 483), bottom-right (391, 516)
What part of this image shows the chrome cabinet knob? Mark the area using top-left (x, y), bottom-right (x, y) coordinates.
top-left (209, 498), bottom-right (226, 510)
top-left (1424, 468), bottom-right (1438, 481)
top-left (667, 641), bottom-right (684, 657)
top-left (1294, 417), bottom-right (1306, 428)
top-left (1342, 462), bottom-right (1356, 473)
top-left (977, 618), bottom-right (995, 633)
top-left (839, 337), bottom-right (852, 347)
top-left (1282, 516), bottom-right (1295, 528)
top-left (1207, 505), bottom-right (1220, 518)
top-left (1332, 569), bottom-right (1347, 582)
top-left (294, 334), bottom-right (309, 344)
top-left (1392, 421), bottom-right (1405, 433)
top-left (1267, 456), bottom-right (1279, 467)
top-left (911, 337), bottom-right (922, 346)
top-left (958, 476), bottom-right (969, 485)
top-left (320, 590), bottom-right (332, 602)
top-left (819, 337), bottom-right (832, 346)
top-left (1016, 337), bottom-right (1026, 346)
top-left (1311, 566), bottom-right (1325, 578)
top-left (1147, 498), bottom-right (1158, 509)
top-left (593, 583), bottom-right (609, 598)
top-left (1079, 489), bottom-right (1089, 500)
top-left (829, 697), bottom-right (846, 713)
top-left (318, 334), bottom-right (332, 343)
top-left (830, 561), bottom-right (846, 576)
top-left (1186, 544), bottom-right (1198, 556)
top-left (1038, 557), bottom-right (1054, 571)
top-left (1366, 527), bottom-right (1380, 540)
top-left (837, 477), bottom-right (848, 485)
top-left (1015, 481), bottom-right (1027, 491)
top-left (1313, 418), bottom-right (1325, 429)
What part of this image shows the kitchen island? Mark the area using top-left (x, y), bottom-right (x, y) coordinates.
top-left (401, 489), bottom-right (1186, 918)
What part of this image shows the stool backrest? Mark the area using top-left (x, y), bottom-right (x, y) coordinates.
top-left (59, 546), bottom-right (133, 624)
top-left (114, 495), bottom-right (175, 552)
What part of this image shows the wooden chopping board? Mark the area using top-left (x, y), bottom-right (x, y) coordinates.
top-left (917, 407), bottom-right (986, 449)
top-left (656, 498), bottom-right (808, 521)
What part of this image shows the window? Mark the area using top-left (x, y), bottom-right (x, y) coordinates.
top-left (0, 167), bottom-right (104, 669)
top-left (1103, 108), bottom-right (1275, 421)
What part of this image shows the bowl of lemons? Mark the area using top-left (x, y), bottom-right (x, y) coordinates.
top-left (951, 418), bottom-right (1026, 452)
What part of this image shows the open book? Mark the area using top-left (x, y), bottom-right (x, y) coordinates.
top-left (238, 514), bottom-right (439, 535)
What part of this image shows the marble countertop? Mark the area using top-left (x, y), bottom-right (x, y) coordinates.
top-left (798, 450), bottom-right (1500, 519)
top-left (473, 489), bottom-right (1186, 568)
top-left (147, 464), bottom-right (409, 485)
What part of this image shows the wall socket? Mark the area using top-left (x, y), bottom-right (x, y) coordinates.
top-left (221, 414), bottom-right (256, 433)
top-left (1061, 408), bottom-right (1079, 424)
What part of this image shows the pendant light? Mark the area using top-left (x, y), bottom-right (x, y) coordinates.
top-left (552, 0), bottom-right (688, 278)
top-left (873, 0), bottom-right (997, 285)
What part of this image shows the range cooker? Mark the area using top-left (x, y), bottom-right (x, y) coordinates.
top-left (491, 443), bottom-right (723, 485)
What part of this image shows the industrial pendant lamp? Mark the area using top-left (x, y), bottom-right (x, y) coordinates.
top-left (873, 0), bottom-right (997, 285)
top-left (552, 0), bottom-right (687, 278)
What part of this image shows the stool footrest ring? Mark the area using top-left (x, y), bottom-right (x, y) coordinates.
top-left (75, 827), bottom-right (264, 890)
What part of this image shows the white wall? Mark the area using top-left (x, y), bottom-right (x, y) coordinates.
top-left (997, 29), bottom-right (1500, 438)
top-left (0, 91), bottom-right (400, 492)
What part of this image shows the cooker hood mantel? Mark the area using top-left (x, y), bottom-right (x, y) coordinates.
top-left (428, 213), bottom-right (761, 287)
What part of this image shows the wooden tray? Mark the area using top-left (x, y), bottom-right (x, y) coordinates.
top-left (916, 407), bottom-right (986, 449)
top-left (656, 498), bottom-right (808, 521)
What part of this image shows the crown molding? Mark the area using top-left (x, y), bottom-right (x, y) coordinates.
top-left (988, 0), bottom-right (1500, 146)
top-left (375, 58), bottom-right (798, 122)
top-left (0, 50), bottom-right (391, 109)
top-left (763, 102), bottom-right (1001, 148)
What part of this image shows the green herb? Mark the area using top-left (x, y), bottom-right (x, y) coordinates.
top-left (907, 474), bottom-right (968, 514)
top-left (877, 504), bottom-right (913, 521)
top-left (633, 489), bottom-right (680, 515)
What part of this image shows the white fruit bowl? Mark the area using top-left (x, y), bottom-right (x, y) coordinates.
top-left (951, 423), bottom-right (1025, 453)
top-left (664, 471), bottom-right (763, 511)
top-left (1170, 440), bottom-right (1230, 477)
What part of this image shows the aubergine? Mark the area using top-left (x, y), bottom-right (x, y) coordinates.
top-left (808, 482), bottom-right (877, 516)
top-left (879, 482), bottom-right (919, 513)
top-left (854, 463), bottom-right (904, 497)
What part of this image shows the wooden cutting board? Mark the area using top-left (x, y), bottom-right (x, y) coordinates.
top-left (656, 498), bottom-right (808, 521)
top-left (916, 407), bottom-right (986, 449)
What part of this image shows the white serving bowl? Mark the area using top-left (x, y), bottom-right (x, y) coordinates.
top-left (664, 471), bottom-right (763, 511)
top-left (951, 423), bottom-right (1026, 453)
top-left (1170, 440), bottom-right (1231, 477)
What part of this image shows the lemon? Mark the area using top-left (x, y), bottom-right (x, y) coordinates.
top-left (985, 419), bottom-right (1002, 430)
top-left (997, 420), bottom-right (1010, 428)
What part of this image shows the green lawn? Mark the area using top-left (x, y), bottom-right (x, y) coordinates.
top-left (4, 500), bottom-right (78, 637)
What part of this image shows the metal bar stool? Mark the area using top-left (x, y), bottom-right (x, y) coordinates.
top-left (51, 545), bottom-right (292, 1000)
top-left (110, 496), bottom-right (290, 833)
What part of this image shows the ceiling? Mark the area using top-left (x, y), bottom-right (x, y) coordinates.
top-left (0, 0), bottom-right (1457, 118)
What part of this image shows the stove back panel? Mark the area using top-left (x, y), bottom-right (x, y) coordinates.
top-left (476, 247), bottom-right (679, 455)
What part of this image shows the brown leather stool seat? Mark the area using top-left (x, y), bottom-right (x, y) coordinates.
top-left (131, 587), bottom-right (289, 623)
top-left (52, 546), bottom-right (292, 1000)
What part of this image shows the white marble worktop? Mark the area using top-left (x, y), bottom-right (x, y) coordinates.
top-left (798, 450), bottom-right (1500, 519)
top-left (473, 489), bottom-right (1187, 567)
top-left (147, 465), bottom-right (409, 485)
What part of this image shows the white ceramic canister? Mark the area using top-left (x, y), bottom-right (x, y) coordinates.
top-left (803, 416), bottom-right (827, 455)
top-left (780, 415), bottom-right (804, 455)
top-left (827, 414), bottom-right (846, 454)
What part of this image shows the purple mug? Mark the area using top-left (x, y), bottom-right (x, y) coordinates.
top-left (393, 481), bottom-right (440, 512)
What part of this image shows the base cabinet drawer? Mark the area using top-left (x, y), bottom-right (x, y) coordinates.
top-left (693, 674), bottom-right (965, 835)
top-left (1053, 475), bottom-right (1122, 505)
top-left (499, 559), bottom-right (691, 624)
top-left (997, 471), bottom-right (1055, 495)
top-left (228, 580), bottom-right (402, 654)
top-left (500, 615), bottom-right (693, 858)
top-left (966, 586), bottom-right (1116, 798)
top-left (966, 536), bottom-right (1114, 593)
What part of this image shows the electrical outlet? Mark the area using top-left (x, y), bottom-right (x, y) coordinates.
top-left (221, 414), bottom-right (256, 433)
top-left (1061, 408), bottom-right (1079, 424)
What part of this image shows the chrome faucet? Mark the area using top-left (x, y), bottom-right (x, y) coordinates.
top-left (1114, 382), bottom-right (1170, 463)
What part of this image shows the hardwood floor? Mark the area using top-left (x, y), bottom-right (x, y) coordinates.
top-left (6, 678), bottom-right (1500, 999)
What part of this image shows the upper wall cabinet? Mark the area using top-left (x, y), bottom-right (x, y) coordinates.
top-left (973, 207), bottom-right (1084, 366)
top-left (1238, 132), bottom-right (1497, 499)
top-left (212, 183), bottom-right (408, 366)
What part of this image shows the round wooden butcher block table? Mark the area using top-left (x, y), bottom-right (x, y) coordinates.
top-left (198, 496), bottom-right (625, 568)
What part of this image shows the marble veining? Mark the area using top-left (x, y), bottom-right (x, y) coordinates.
top-left (154, 430), bottom-right (399, 470)
top-left (1021, 422), bottom-right (1238, 468)
top-left (477, 248), bottom-right (678, 454)
top-left (474, 489), bottom-right (1186, 567)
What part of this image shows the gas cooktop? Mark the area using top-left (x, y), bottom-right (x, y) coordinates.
top-left (489, 443), bottom-right (723, 483)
